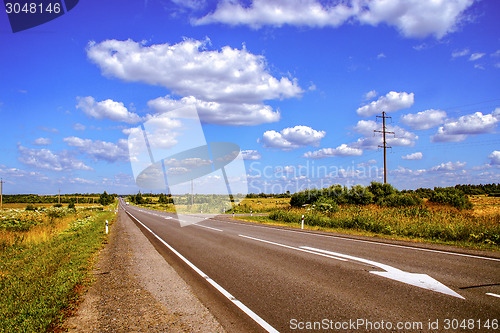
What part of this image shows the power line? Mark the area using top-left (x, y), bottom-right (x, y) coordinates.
top-left (374, 112), bottom-right (395, 184)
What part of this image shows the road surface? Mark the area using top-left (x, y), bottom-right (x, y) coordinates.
top-left (120, 200), bottom-right (500, 332)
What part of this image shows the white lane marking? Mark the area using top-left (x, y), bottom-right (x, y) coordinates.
top-left (195, 224), bottom-right (224, 232)
top-left (239, 235), bottom-right (348, 262)
top-left (302, 246), bottom-right (464, 299)
top-left (216, 219), bottom-right (500, 263)
top-left (126, 212), bottom-right (279, 333)
top-left (486, 293), bottom-right (500, 298)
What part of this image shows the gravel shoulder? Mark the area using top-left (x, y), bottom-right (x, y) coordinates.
top-left (64, 209), bottom-right (225, 332)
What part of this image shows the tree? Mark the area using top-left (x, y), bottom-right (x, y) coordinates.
top-left (99, 191), bottom-right (114, 206)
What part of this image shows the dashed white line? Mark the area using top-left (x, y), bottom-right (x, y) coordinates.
top-left (239, 234), bottom-right (347, 262)
top-left (125, 211), bottom-right (279, 333)
top-left (195, 224), bottom-right (224, 232)
top-left (216, 219), bottom-right (500, 263)
top-left (486, 292), bottom-right (500, 299)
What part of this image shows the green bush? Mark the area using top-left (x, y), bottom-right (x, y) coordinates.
top-left (314, 196), bottom-right (339, 213)
top-left (25, 204), bottom-right (37, 211)
top-left (429, 187), bottom-right (473, 210)
top-left (378, 193), bottom-right (422, 207)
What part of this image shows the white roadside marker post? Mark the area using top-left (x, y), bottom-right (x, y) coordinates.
top-left (301, 215), bottom-right (304, 229)
top-left (105, 220), bottom-right (109, 234)
top-left (250, 210), bottom-right (252, 217)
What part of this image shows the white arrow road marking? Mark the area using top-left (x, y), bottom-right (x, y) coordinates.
top-left (301, 246), bottom-right (465, 299)
top-left (486, 293), bottom-right (500, 299)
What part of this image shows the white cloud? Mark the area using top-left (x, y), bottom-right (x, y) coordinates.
top-left (241, 150), bottom-right (262, 160)
top-left (87, 38), bottom-right (302, 126)
top-left (363, 90), bottom-right (377, 100)
top-left (63, 136), bottom-right (129, 163)
top-left (260, 125), bottom-right (326, 150)
top-left (377, 53), bottom-right (386, 59)
top-left (402, 152), bottom-right (423, 160)
top-left (73, 123), bottom-right (86, 131)
top-left (400, 109), bottom-right (447, 130)
top-left (474, 63), bottom-right (485, 70)
top-left (303, 144), bottom-right (363, 159)
top-left (76, 96), bottom-right (141, 124)
top-left (148, 95), bottom-right (279, 126)
top-left (87, 39), bottom-right (302, 105)
top-left (489, 151), bottom-right (500, 165)
top-left (33, 137), bottom-right (52, 146)
top-left (194, 0), bottom-right (474, 39)
top-left (451, 48), bottom-right (470, 58)
top-left (18, 145), bottom-right (93, 172)
top-left (469, 53), bottom-right (485, 61)
top-left (356, 91), bottom-right (414, 117)
top-left (429, 161), bottom-right (466, 172)
top-left (352, 120), bottom-right (418, 149)
top-left (431, 109), bottom-right (500, 142)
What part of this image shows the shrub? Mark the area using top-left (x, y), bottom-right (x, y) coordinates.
top-left (25, 204), bottom-right (36, 211)
top-left (53, 203), bottom-right (63, 208)
top-left (68, 202), bottom-right (75, 209)
top-left (378, 193), bottom-right (422, 207)
top-left (429, 187), bottom-right (473, 210)
top-left (314, 196), bottom-right (339, 213)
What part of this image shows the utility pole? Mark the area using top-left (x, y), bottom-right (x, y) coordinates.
top-left (58, 188), bottom-right (61, 204)
top-left (0, 178), bottom-right (4, 211)
top-left (374, 112), bottom-right (394, 184)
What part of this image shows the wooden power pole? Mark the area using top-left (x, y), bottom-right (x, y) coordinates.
top-left (374, 112), bottom-right (394, 184)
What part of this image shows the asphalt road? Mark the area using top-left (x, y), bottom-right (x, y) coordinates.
top-left (119, 201), bottom-right (500, 332)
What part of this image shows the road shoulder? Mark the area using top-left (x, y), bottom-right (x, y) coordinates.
top-left (64, 208), bottom-right (225, 332)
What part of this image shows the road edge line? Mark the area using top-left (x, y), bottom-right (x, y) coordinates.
top-left (125, 209), bottom-right (279, 333)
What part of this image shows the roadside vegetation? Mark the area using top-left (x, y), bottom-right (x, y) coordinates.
top-left (0, 196), bottom-right (116, 332)
top-left (126, 183), bottom-right (499, 249)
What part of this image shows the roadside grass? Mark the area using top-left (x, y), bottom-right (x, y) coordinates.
top-left (234, 202), bottom-right (500, 251)
top-left (0, 206), bottom-right (115, 332)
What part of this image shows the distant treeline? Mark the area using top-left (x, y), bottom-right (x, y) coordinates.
top-left (402, 183), bottom-right (500, 197)
top-left (3, 193), bottom-right (118, 204)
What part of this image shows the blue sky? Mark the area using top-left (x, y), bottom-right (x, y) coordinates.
top-left (1, 0), bottom-right (499, 195)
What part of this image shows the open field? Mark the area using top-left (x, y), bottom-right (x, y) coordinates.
top-left (0, 204), bottom-right (116, 332)
top-left (132, 194), bottom-right (499, 250)
top-left (1, 203), bottom-right (104, 210)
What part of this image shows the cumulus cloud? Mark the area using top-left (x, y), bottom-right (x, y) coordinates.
top-left (431, 109), bottom-right (500, 142)
top-left (18, 145), bottom-right (93, 172)
top-left (76, 96), bottom-right (141, 124)
top-left (303, 144), bottom-right (363, 159)
top-left (356, 91), bottom-right (414, 117)
top-left (489, 151), bottom-right (500, 165)
top-left (260, 125), bottom-right (326, 150)
top-left (452, 48), bottom-right (470, 58)
top-left (148, 95), bottom-right (279, 126)
top-left (402, 152), bottom-right (423, 160)
top-left (86, 39), bottom-right (302, 104)
top-left (429, 161), bottom-right (466, 172)
top-left (73, 123), bottom-right (86, 131)
top-left (469, 53), bottom-right (485, 61)
top-left (241, 150), bottom-right (262, 160)
top-left (63, 137), bottom-right (129, 163)
top-left (87, 38), bottom-right (302, 125)
top-left (400, 109), bottom-right (447, 130)
top-left (33, 137), bottom-right (52, 146)
top-left (194, 0), bottom-right (474, 39)
top-left (363, 90), bottom-right (377, 100)
top-left (352, 120), bottom-right (418, 149)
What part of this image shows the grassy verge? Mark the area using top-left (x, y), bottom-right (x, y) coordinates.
top-left (233, 205), bottom-right (500, 251)
top-left (0, 208), bottom-right (114, 332)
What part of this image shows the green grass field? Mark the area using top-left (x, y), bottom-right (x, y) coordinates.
top-left (0, 205), bottom-right (115, 332)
